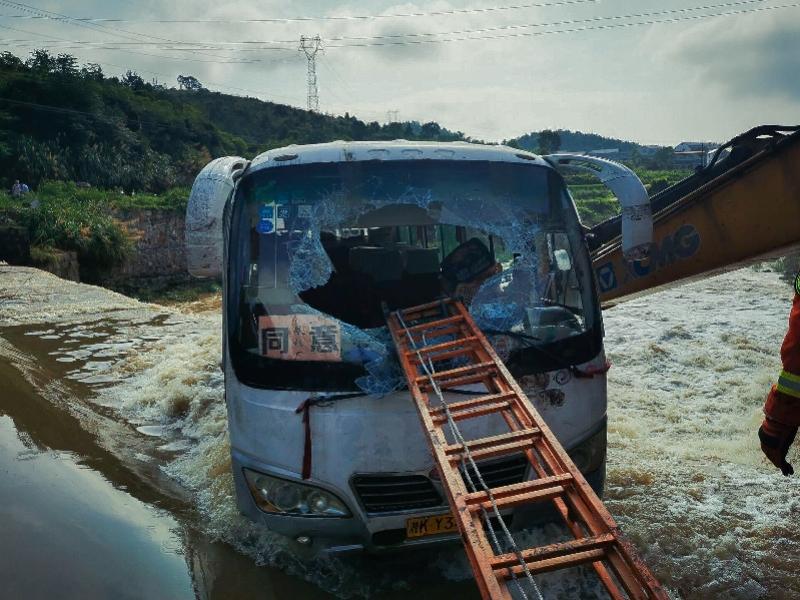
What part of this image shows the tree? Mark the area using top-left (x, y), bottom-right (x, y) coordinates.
top-left (177, 74), bottom-right (204, 91)
top-left (122, 70), bottom-right (146, 90)
top-left (80, 63), bottom-right (104, 81)
top-left (536, 129), bottom-right (561, 155)
top-left (26, 49), bottom-right (56, 72)
top-left (0, 51), bottom-right (23, 70)
top-left (420, 121), bottom-right (442, 139)
top-left (651, 147), bottom-right (674, 170)
top-left (54, 53), bottom-right (78, 76)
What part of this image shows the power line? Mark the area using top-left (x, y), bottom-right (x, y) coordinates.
top-left (0, 0), bottom-right (601, 24)
top-left (0, 23), bottom-right (260, 63)
top-left (0, 0), bottom-right (782, 51)
top-left (0, 94), bottom-right (394, 132)
top-left (321, 0), bottom-right (775, 42)
top-left (0, 0), bottom-right (261, 63)
top-left (0, 96), bottom-right (194, 131)
top-left (324, 1), bottom-right (800, 47)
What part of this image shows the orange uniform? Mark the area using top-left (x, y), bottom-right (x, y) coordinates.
top-left (760, 280), bottom-right (800, 475)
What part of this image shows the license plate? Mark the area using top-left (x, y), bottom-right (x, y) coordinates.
top-left (405, 513), bottom-right (458, 539)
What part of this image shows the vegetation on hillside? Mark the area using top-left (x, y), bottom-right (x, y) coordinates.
top-left (0, 183), bottom-right (131, 277)
top-left (0, 49), bottom-right (466, 193)
top-left (506, 129), bottom-right (677, 171)
top-left (508, 129), bottom-right (644, 155)
top-left (567, 169), bottom-right (691, 226)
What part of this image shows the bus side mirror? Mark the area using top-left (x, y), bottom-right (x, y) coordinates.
top-left (543, 153), bottom-right (652, 261)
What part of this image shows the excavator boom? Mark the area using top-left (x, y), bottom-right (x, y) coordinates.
top-left (589, 126), bottom-right (800, 305)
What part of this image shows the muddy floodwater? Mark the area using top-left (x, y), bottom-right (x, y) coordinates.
top-left (1, 266), bottom-right (799, 599)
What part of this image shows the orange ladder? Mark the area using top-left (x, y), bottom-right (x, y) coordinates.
top-left (386, 298), bottom-right (667, 600)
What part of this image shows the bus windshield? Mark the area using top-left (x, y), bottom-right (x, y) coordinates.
top-left (228, 159), bottom-right (600, 392)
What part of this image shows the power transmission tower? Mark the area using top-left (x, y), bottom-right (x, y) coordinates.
top-left (387, 109), bottom-right (400, 123)
top-left (299, 35), bottom-right (322, 112)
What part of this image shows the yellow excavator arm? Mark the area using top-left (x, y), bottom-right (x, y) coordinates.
top-left (583, 125), bottom-right (800, 306)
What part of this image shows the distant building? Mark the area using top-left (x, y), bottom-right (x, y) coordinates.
top-left (673, 141), bottom-right (719, 169)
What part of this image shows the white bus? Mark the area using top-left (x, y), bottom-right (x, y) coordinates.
top-left (186, 140), bottom-right (649, 556)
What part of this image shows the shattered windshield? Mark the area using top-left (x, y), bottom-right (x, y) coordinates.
top-left (228, 159), bottom-right (600, 393)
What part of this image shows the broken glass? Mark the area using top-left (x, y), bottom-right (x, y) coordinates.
top-left (229, 159), bottom-right (595, 393)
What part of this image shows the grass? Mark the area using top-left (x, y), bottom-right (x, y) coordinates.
top-left (118, 278), bottom-right (222, 305)
top-left (29, 244), bottom-right (60, 265)
top-left (0, 181), bottom-right (190, 279)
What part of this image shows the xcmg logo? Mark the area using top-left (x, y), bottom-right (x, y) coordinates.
top-left (595, 224), bottom-right (701, 292)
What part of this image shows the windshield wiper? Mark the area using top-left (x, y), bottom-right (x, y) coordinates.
top-left (540, 298), bottom-right (583, 316)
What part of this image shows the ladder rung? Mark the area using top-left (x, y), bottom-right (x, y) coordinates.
top-left (415, 361), bottom-right (495, 385)
top-left (404, 314), bottom-right (464, 334)
top-left (445, 428), bottom-right (540, 462)
top-left (397, 298), bottom-right (453, 316)
top-left (415, 336), bottom-right (479, 356)
top-left (494, 548), bottom-right (609, 579)
top-left (467, 483), bottom-right (564, 513)
top-left (490, 533), bottom-right (615, 571)
top-left (424, 371), bottom-right (493, 391)
top-left (411, 345), bottom-right (475, 365)
top-left (463, 473), bottom-right (574, 512)
top-left (430, 391), bottom-right (516, 424)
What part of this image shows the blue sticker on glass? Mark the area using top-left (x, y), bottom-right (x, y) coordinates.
top-left (277, 205), bottom-right (291, 219)
top-left (256, 219), bottom-right (275, 234)
top-left (259, 204), bottom-right (275, 219)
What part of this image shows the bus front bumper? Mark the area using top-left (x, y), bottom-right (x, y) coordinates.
top-left (230, 440), bottom-right (606, 556)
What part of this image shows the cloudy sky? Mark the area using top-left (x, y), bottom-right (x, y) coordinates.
top-left (2, 0), bottom-right (799, 144)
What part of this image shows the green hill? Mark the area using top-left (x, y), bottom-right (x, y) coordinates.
top-left (0, 49), bottom-right (465, 193)
top-left (508, 129), bottom-right (647, 154)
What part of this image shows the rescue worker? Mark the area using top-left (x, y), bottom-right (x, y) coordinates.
top-left (759, 273), bottom-right (800, 475)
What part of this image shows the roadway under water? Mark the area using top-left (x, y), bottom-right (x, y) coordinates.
top-left (0, 266), bottom-right (798, 599)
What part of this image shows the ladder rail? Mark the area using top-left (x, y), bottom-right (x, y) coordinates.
top-left (392, 310), bottom-right (545, 600)
top-left (387, 299), bottom-right (667, 600)
top-left (450, 301), bottom-right (666, 596)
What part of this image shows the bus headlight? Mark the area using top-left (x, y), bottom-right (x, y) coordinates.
top-left (243, 468), bottom-right (351, 517)
top-left (567, 424), bottom-right (607, 474)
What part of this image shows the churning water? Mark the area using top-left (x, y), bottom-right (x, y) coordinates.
top-left (1, 265), bottom-right (798, 599)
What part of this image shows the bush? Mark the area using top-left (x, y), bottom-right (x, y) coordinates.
top-left (26, 189), bottom-right (131, 271)
top-left (0, 182), bottom-right (131, 278)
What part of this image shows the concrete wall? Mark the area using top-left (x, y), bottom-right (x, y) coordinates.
top-left (111, 209), bottom-right (187, 280)
top-left (32, 248), bottom-right (80, 282)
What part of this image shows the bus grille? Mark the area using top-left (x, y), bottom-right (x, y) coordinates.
top-left (462, 453), bottom-right (529, 488)
top-left (352, 455), bottom-right (528, 514)
top-left (352, 473), bottom-right (442, 513)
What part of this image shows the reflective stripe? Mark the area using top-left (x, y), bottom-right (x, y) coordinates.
top-left (777, 370), bottom-right (800, 398)
top-left (780, 369), bottom-right (800, 384)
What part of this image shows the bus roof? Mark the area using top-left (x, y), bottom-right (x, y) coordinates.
top-left (248, 140), bottom-right (549, 173)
